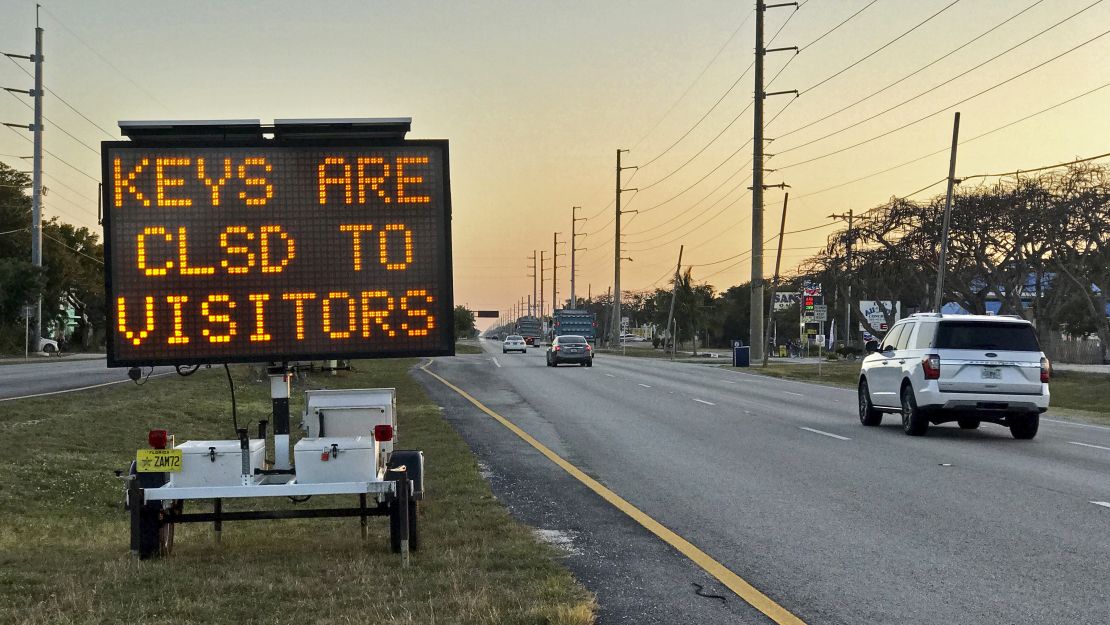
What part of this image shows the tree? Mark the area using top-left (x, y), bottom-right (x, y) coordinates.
top-left (454, 305), bottom-right (476, 340)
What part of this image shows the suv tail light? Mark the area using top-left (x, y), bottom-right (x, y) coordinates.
top-left (922, 354), bottom-right (941, 380)
top-left (148, 429), bottom-right (169, 449)
top-left (1040, 356), bottom-right (1051, 383)
top-left (553, 346), bottom-right (560, 351)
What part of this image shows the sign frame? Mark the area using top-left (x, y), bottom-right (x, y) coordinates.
top-left (101, 136), bottom-right (455, 367)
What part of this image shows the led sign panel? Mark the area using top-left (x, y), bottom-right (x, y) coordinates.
top-left (102, 140), bottom-right (453, 366)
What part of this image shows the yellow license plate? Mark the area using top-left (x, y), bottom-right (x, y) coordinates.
top-left (136, 449), bottom-right (183, 472)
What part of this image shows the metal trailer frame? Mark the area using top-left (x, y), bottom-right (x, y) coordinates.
top-left (127, 474), bottom-right (415, 563)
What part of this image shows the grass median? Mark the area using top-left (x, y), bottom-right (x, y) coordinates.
top-left (736, 360), bottom-right (1110, 425)
top-left (0, 359), bottom-right (594, 625)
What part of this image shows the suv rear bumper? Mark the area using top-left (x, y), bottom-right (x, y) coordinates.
top-left (916, 382), bottom-right (1049, 417)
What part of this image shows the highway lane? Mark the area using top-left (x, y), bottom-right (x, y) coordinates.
top-left (420, 343), bottom-right (1110, 625)
top-left (0, 356), bottom-right (175, 400)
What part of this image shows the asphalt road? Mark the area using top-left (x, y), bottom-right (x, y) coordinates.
top-left (0, 356), bottom-right (174, 400)
top-left (417, 341), bottom-right (1110, 625)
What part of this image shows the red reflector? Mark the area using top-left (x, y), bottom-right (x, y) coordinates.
top-left (320, 451), bottom-right (330, 461)
top-left (374, 424), bottom-right (394, 442)
top-left (1040, 357), bottom-right (1051, 383)
top-left (922, 354), bottom-right (941, 380)
top-left (148, 429), bottom-right (169, 450)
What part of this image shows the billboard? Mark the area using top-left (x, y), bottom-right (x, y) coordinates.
top-left (858, 300), bottom-right (901, 332)
top-left (102, 140), bottom-right (453, 366)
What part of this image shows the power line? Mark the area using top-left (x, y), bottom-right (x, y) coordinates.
top-left (767, 0), bottom-right (879, 89)
top-left (765, 79), bottom-right (1110, 204)
top-left (776, 0), bottom-right (1103, 157)
top-left (3, 124), bottom-right (99, 183)
top-left (42, 231), bottom-right (103, 264)
top-left (630, 9), bottom-right (753, 152)
top-left (4, 51), bottom-right (117, 139)
top-left (0, 226), bottom-right (28, 236)
top-left (777, 29), bottom-right (1110, 172)
top-left (636, 141), bottom-right (750, 214)
top-left (802, 0), bottom-right (962, 96)
top-left (626, 160), bottom-right (752, 236)
top-left (960, 150), bottom-right (1110, 182)
top-left (625, 185), bottom-right (750, 252)
top-left (2, 86), bottom-right (101, 155)
top-left (40, 5), bottom-right (173, 113)
top-left (635, 102), bottom-right (753, 191)
top-left (771, 0), bottom-right (1048, 139)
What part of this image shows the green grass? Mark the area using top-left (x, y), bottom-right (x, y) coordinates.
top-left (735, 361), bottom-right (1110, 425)
top-left (454, 341), bottom-right (484, 354)
top-left (0, 360), bottom-right (594, 625)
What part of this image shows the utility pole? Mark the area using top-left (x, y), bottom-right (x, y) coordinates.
top-left (539, 250), bottom-right (545, 318)
top-left (612, 149), bottom-right (637, 346)
top-left (934, 112), bottom-right (961, 312)
top-left (553, 232), bottom-right (565, 312)
top-left (751, 0), bottom-right (798, 363)
top-left (763, 194), bottom-right (789, 366)
top-left (528, 251), bottom-right (537, 316)
top-left (571, 206), bottom-right (587, 309)
top-left (665, 246), bottom-right (684, 359)
top-left (3, 9), bottom-right (44, 346)
top-left (828, 208), bottom-right (854, 347)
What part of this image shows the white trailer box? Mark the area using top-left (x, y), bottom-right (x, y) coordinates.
top-left (294, 436), bottom-right (380, 484)
top-left (170, 439), bottom-right (265, 488)
top-left (302, 388), bottom-right (396, 453)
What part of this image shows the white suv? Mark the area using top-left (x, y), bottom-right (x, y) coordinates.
top-left (858, 314), bottom-right (1050, 439)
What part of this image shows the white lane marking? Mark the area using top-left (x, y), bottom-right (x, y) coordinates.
top-left (693, 399), bottom-right (715, 406)
top-left (722, 380), bottom-right (737, 385)
top-left (638, 383), bottom-right (652, 388)
top-left (1044, 418), bottom-right (1110, 431)
top-left (0, 372), bottom-right (174, 403)
top-left (784, 391), bottom-right (803, 396)
top-left (799, 427), bottom-right (851, 441)
top-left (1068, 441), bottom-right (1110, 452)
top-left (491, 357), bottom-right (501, 368)
top-left (605, 373), bottom-right (615, 378)
top-left (1091, 501), bottom-right (1110, 509)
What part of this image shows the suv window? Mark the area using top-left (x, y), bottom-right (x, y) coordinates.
top-left (880, 324), bottom-right (904, 352)
top-left (894, 322), bottom-right (915, 350)
top-left (935, 321), bottom-right (1039, 351)
top-left (914, 321), bottom-right (938, 349)
top-left (558, 336), bottom-right (587, 345)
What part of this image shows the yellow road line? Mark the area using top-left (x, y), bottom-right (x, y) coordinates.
top-left (419, 360), bottom-right (807, 625)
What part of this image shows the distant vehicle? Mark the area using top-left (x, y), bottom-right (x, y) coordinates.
top-left (619, 332), bottom-right (646, 343)
top-left (546, 335), bottom-right (593, 367)
top-left (502, 335), bottom-right (527, 354)
top-left (858, 313), bottom-right (1049, 439)
top-left (38, 337), bottom-right (58, 353)
top-left (552, 309), bottom-right (597, 342)
top-left (515, 316), bottom-right (543, 346)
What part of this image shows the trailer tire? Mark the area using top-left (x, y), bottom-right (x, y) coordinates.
top-left (136, 499), bottom-right (180, 559)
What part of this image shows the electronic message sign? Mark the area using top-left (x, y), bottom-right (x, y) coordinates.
top-left (101, 140), bottom-right (453, 366)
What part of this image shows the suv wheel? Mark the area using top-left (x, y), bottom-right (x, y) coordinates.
top-left (957, 419), bottom-right (980, 430)
top-left (900, 384), bottom-right (929, 436)
top-left (858, 379), bottom-right (882, 426)
top-left (1009, 413), bottom-right (1039, 440)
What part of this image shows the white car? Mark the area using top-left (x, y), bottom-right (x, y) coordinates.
top-left (502, 335), bottom-right (527, 354)
top-left (858, 313), bottom-right (1049, 439)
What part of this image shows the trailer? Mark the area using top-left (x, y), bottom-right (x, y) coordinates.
top-left (126, 375), bottom-right (424, 560)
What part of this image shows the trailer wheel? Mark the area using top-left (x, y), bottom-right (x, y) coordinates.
top-left (136, 499), bottom-right (180, 559)
top-left (389, 498), bottom-right (419, 553)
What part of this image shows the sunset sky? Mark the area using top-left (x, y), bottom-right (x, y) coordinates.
top-left (2, 0), bottom-right (1108, 329)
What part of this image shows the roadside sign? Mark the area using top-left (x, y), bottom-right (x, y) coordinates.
top-left (813, 305), bottom-right (827, 322)
top-left (858, 301), bottom-right (900, 332)
top-left (773, 292), bottom-right (799, 311)
top-left (475, 310), bottom-right (498, 318)
top-left (621, 316), bottom-right (629, 330)
top-left (102, 137), bottom-right (453, 366)
top-left (21, 305), bottom-right (34, 318)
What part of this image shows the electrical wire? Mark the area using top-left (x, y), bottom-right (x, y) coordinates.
top-left (3, 53), bottom-right (116, 140)
top-left (2, 86), bottom-right (102, 155)
top-left (3, 124), bottom-right (100, 183)
top-left (767, 0), bottom-right (879, 89)
top-left (765, 79), bottom-right (1110, 204)
top-left (776, 0), bottom-right (1103, 157)
top-left (42, 232), bottom-right (103, 264)
top-left (626, 177), bottom-right (752, 248)
top-left (627, 159), bottom-right (752, 236)
top-left (959, 151), bottom-right (1110, 182)
top-left (800, 0), bottom-right (962, 96)
top-left (776, 29), bottom-right (1110, 172)
top-left (635, 102), bottom-right (753, 191)
top-left (771, 0), bottom-right (1048, 138)
top-left (630, 9), bottom-right (753, 152)
top-left (224, 364), bottom-right (240, 434)
top-left (636, 142), bottom-right (750, 215)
